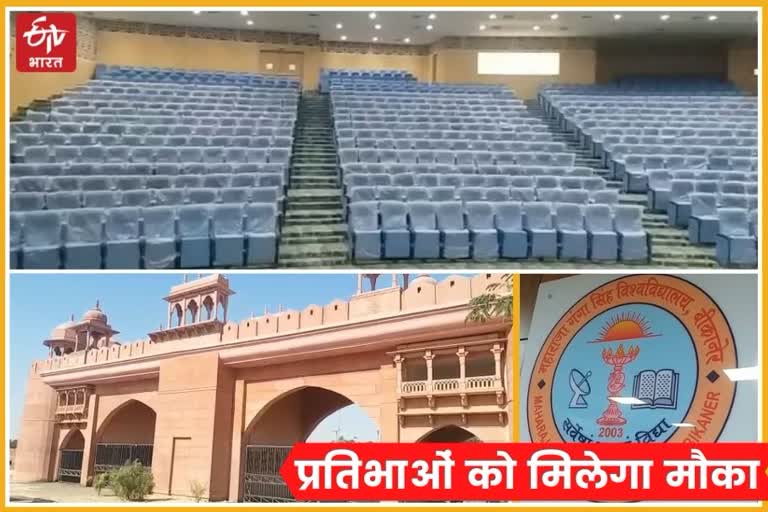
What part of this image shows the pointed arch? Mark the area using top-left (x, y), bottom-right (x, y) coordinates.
top-left (203, 295), bottom-right (215, 320)
top-left (185, 299), bottom-right (199, 325)
top-left (171, 303), bottom-right (183, 327)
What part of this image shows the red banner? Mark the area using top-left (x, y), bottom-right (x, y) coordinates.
top-left (280, 443), bottom-right (768, 501)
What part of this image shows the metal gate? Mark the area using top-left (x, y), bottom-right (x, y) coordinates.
top-left (242, 445), bottom-right (294, 502)
top-left (58, 449), bottom-right (83, 482)
top-left (94, 443), bottom-right (153, 474)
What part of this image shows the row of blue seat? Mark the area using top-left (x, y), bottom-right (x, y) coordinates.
top-left (348, 201), bottom-right (648, 262)
top-left (346, 186), bottom-right (617, 205)
top-left (11, 203), bottom-right (278, 269)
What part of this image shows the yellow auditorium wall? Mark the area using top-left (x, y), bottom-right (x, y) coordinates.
top-left (432, 47), bottom-right (597, 100)
top-left (10, 54), bottom-right (96, 113)
top-left (95, 31), bottom-right (430, 91)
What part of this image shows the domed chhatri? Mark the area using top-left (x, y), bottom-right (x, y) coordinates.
top-left (81, 300), bottom-right (108, 324)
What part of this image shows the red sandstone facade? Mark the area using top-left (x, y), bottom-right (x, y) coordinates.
top-left (14, 273), bottom-right (512, 501)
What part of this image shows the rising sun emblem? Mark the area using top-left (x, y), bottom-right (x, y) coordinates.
top-left (591, 312), bottom-right (659, 343)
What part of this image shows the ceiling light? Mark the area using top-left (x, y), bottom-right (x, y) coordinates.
top-left (340, 35), bottom-right (347, 41)
top-left (246, 20), bottom-right (254, 26)
top-left (613, 14), bottom-right (622, 20)
top-left (608, 396), bottom-right (646, 405)
top-left (660, 14), bottom-right (670, 21)
top-left (335, 23), bottom-right (343, 29)
top-left (428, 13), bottom-right (436, 20)
top-left (533, 25), bottom-right (541, 31)
top-left (403, 37), bottom-right (411, 43)
top-left (372, 36), bottom-right (379, 42)
top-left (479, 24), bottom-right (487, 30)
top-left (708, 15), bottom-right (718, 21)
top-left (369, 12), bottom-right (377, 20)
top-left (426, 24), bottom-right (434, 31)
top-left (193, 10), bottom-right (201, 15)
top-left (723, 366), bottom-right (758, 382)
top-left (374, 24), bottom-right (382, 30)
top-left (240, 10), bottom-right (248, 16)
top-left (550, 13), bottom-right (559, 20)
top-left (489, 13), bottom-right (497, 20)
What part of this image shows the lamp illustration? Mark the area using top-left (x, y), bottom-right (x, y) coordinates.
top-left (591, 312), bottom-right (656, 427)
top-left (596, 344), bottom-right (640, 426)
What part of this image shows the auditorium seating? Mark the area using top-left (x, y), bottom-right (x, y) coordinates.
top-left (331, 70), bottom-right (650, 263)
top-left (319, 68), bottom-right (416, 93)
top-left (10, 65), bottom-right (297, 268)
top-left (540, 78), bottom-right (757, 267)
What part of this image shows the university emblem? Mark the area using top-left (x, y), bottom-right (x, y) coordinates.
top-left (527, 275), bottom-right (736, 443)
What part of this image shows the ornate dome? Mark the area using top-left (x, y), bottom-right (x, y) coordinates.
top-left (82, 301), bottom-right (107, 323)
top-left (48, 320), bottom-right (76, 341)
top-left (410, 274), bottom-right (437, 285)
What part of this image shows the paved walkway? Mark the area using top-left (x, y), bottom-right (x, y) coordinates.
top-left (10, 480), bottom-right (193, 503)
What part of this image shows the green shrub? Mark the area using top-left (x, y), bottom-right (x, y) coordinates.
top-left (109, 460), bottom-right (155, 501)
top-left (93, 472), bottom-right (110, 496)
top-left (190, 480), bottom-right (207, 502)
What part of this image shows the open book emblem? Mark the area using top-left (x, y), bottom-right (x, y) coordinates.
top-left (632, 369), bottom-right (679, 409)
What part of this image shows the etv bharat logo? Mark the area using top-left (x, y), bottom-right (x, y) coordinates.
top-left (16, 13), bottom-right (76, 72)
top-left (527, 275), bottom-right (736, 444)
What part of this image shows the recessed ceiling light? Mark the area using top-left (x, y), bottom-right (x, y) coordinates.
top-left (479, 24), bottom-right (487, 30)
top-left (372, 36), bottom-right (379, 42)
top-left (340, 35), bottom-right (347, 41)
top-left (246, 20), bottom-right (253, 26)
top-left (426, 24), bottom-right (434, 31)
top-left (240, 10), bottom-right (248, 16)
top-left (660, 14), bottom-right (670, 21)
top-left (533, 25), bottom-right (541, 31)
top-left (193, 10), bottom-right (201, 15)
top-left (403, 37), bottom-right (411, 43)
top-left (613, 14), bottom-right (622, 20)
top-left (336, 23), bottom-right (343, 29)
top-left (489, 13), bottom-right (497, 20)
top-left (374, 24), bottom-right (382, 30)
top-left (550, 13), bottom-right (559, 20)
top-left (369, 12), bottom-right (377, 20)
top-left (708, 15), bottom-right (718, 21)
top-left (428, 13), bottom-right (436, 20)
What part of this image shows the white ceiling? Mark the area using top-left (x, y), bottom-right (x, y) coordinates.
top-left (87, 10), bottom-right (759, 45)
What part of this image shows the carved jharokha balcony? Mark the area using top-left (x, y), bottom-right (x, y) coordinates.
top-left (399, 375), bottom-right (502, 397)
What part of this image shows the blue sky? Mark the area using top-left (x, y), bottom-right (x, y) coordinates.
top-left (9, 272), bottom-right (463, 441)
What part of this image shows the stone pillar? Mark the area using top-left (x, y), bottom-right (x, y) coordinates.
top-left (391, 274), bottom-right (398, 288)
top-left (227, 379), bottom-right (246, 502)
top-left (393, 354), bottom-right (403, 391)
top-left (80, 391), bottom-right (99, 486)
top-left (491, 344), bottom-right (504, 383)
top-left (424, 350), bottom-right (434, 387)
top-left (457, 346), bottom-right (467, 387)
top-left (167, 301), bottom-right (172, 328)
top-left (356, 274), bottom-right (363, 294)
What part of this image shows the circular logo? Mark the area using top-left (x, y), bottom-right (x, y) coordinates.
top-left (527, 275), bottom-right (737, 443)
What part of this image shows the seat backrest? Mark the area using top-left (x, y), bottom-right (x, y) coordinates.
top-left (690, 193), bottom-right (717, 216)
top-left (380, 201), bottom-right (408, 230)
top-left (143, 206), bottom-right (176, 239)
top-left (408, 201), bottom-right (436, 230)
top-left (349, 201), bottom-right (379, 231)
top-left (585, 204), bottom-right (614, 232)
top-left (178, 205), bottom-right (210, 237)
top-left (493, 202), bottom-right (522, 230)
top-left (106, 207), bottom-right (140, 240)
top-left (23, 211), bottom-right (61, 246)
top-left (524, 202), bottom-right (552, 230)
top-left (613, 205), bottom-right (644, 233)
top-left (555, 203), bottom-right (584, 230)
top-left (212, 204), bottom-right (244, 235)
top-left (244, 203), bottom-right (277, 233)
top-left (718, 207), bottom-right (749, 236)
top-left (435, 201), bottom-right (465, 230)
top-left (465, 202), bottom-right (495, 229)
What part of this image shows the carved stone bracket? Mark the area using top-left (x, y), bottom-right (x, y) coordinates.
top-left (398, 397), bottom-right (406, 412)
top-left (496, 390), bottom-right (506, 407)
top-left (460, 393), bottom-right (468, 408)
top-left (461, 413), bottom-right (467, 425)
top-left (427, 395), bottom-right (435, 410)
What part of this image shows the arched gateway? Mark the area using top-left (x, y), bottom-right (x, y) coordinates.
top-left (14, 274), bottom-right (511, 501)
